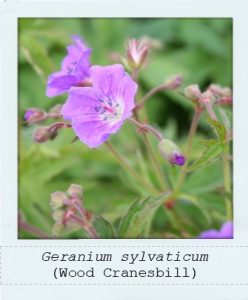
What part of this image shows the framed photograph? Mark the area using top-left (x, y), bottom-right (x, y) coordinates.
top-left (1, 0), bottom-right (248, 299)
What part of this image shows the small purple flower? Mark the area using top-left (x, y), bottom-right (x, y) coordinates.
top-left (46, 36), bottom-right (92, 98)
top-left (62, 64), bottom-right (138, 148)
top-left (199, 221), bottom-right (233, 239)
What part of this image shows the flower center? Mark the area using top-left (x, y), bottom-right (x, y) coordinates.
top-left (94, 97), bottom-right (123, 123)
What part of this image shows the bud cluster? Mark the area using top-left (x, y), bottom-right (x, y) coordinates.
top-left (24, 104), bottom-right (62, 125)
top-left (50, 184), bottom-right (97, 238)
top-left (24, 105), bottom-right (70, 144)
top-left (184, 83), bottom-right (232, 109)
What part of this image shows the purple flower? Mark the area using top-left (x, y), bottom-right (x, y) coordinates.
top-left (199, 221), bottom-right (233, 239)
top-left (62, 64), bottom-right (138, 148)
top-left (46, 36), bottom-right (92, 98)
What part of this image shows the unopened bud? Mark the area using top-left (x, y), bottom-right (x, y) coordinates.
top-left (50, 191), bottom-right (67, 209)
top-left (52, 209), bottom-right (65, 221)
top-left (127, 38), bottom-right (149, 70)
top-left (32, 127), bottom-right (51, 143)
top-left (24, 108), bottom-right (46, 124)
top-left (158, 139), bottom-right (186, 166)
top-left (52, 222), bottom-right (64, 236)
top-left (208, 84), bottom-right (232, 98)
top-left (201, 90), bottom-right (213, 103)
top-left (184, 84), bottom-right (201, 100)
top-left (221, 87), bottom-right (232, 97)
top-left (164, 74), bottom-right (182, 90)
top-left (67, 184), bottom-right (83, 198)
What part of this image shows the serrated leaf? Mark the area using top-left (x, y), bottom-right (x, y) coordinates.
top-left (93, 216), bottom-right (116, 238)
top-left (187, 143), bottom-right (224, 173)
top-left (206, 117), bottom-right (227, 142)
top-left (118, 192), bottom-right (171, 238)
top-left (20, 34), bottom-right (54, 82)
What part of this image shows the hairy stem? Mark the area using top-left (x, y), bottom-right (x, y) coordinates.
top-left (135, 84), bottom-right (166, 110)
top-left (223, 154), bottom-right (232, 220)
top-left (105, 141), bottom-right (159, 194)
top-left (174, 109), bottom-right (202, 194)
top-left (204, 101), bottom-right (218, 121)
top-left (70, 215), bottom-right (99, 239)
top-left (142, 133), bottom-right (168, 190)
top-left (128, 118), bottom-right (168, 190)
top-left (19, 219), bottom-right (51, 239)
top-left (128, 118), bottom-right (163, 141)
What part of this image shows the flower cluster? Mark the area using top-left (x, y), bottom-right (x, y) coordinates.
top-left (25, 35), bottom-right (185, 165)
top-left (45, 35), bottom-right (138, 148)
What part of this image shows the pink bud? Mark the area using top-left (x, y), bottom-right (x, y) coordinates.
top-left (184, 84), bottom-right (201, 100)
top-left (201, 90), bottom-right (213, 103)
top-left (24, 108), bottom-right (46, 124)
top-left (52, 222), bottom-right (64, 236)
top-left (127, 38), bottom-right (149, 69)
top-left (208, 84), bottom-right (232, 98)
top-left (50, 191), bottom-right (67, 209)
top-left (32, 127), bottom-right (51, 143)
top-left (164, 74), bottom-right (183, 90)
top-left (67, 184), bottom-right (83, 198)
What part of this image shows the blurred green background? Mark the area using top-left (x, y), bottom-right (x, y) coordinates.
top-left (19, 18), bottom-right (232, 238)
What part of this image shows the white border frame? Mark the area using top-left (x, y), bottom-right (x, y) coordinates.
top-left (1, 0), bottom-right (248, 299)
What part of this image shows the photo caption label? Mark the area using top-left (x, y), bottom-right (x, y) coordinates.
top-left (1, 246), bottom-right (248, 285)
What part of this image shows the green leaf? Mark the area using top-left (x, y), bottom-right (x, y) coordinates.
top-left (206, 117), bottom-right (227, 142)
top-left (93, 216), bottom-right (116, 238)
top-left (187, 143), bottom-right (224, 173)
top-left (118, 192), bottom-right (171, 238)
top-left (20, 34), bottom-right (54, 81)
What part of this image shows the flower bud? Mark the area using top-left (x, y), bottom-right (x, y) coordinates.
top-left (50, 191), bottom-right (67, 210)
top-left (127, 38), bottom-right (149, 70)
top-left (67, 184), bottom-right (83, 198)
top-left (208, 84), bottom-right (232, 98)
top-left (184, 84), bottom-right (201, 100)
top-left (221, 87), bottom-right (232, 97)
top-left (164, 74), bottom-right (182, 90)
top-left (158, 139), bottom-right (186, 166)
top-left (52, 209), bottom-right (65, 221)
top-left (201, 90), bottom-right (213, 103)
top-left (32, 126), bottom-right (51, 143)
top-left (52, 222), bottom-right (64, 236)
top-left (24, 108), bottom-right (46, 124)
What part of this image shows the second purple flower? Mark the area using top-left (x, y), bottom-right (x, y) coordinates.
top-left (46, 36), bottom-right (92, 98)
